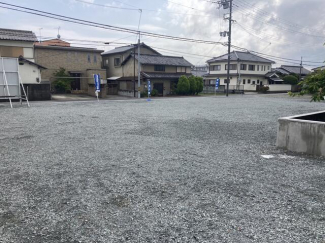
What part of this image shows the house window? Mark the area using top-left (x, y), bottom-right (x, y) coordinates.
top-left (248, 65), bottom-right (255, 71)
top-left (225, 64), bottom-right (237, 70)
top-left (105, 59), bottom-right (109, 65)
top-left (257, 80), bottom-right (260, 84)
top-left (224, 79), bottom-right (230, 84)
top-left (243, 79), bottom-right (246, 84)
top-left (209, 80), bottom-right (214, 85)
top-left (257, 65), bottom-right (260, 71)
top-left (268, 66), bottom-right (270, 70)
top-left (248, 79), bottom-right (251, 84)
top-left (210, 65), bottom-right (221, 71)
top-left (114, 57), bottom-right (121, 66)
top-left (154, 65), bottom-right (165, 72)
top-left (240, 64), bottom-right (247, 70)
top-left (87, 54), bottom-right (91, 63)
top-left (94, 55), bottom-right (97, 63)
top-left (252, 81), bottom-right (256, 85)
top-left (177, 66), bottom-right (186, 73)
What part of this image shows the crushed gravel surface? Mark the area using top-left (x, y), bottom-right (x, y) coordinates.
top-left (0, 95), bottom-right (324, 242)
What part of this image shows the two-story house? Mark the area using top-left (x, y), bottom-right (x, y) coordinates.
top-left (102, 43), bottom-right (193, 97)
top-left (205, 51), bottom-right (276, 91)
top-left (34, 38), bottom-right (106, 94)
top-left (0, 28), bottom-right (49, 100)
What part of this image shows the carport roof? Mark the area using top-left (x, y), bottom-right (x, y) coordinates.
top-left (141, 72), bottom-right (192, 79)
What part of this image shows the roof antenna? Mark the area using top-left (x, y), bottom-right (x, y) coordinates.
top-left (57, 26), bottom-right (61, 39)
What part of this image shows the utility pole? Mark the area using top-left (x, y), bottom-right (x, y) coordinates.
top-left (219, 0), bottom-right (233, 97)
top-left (299, 56), bottom-right (303, 82)
top-left (133, 45), bottom-right (136, 98)
top-left (137, 33), bottom-right (141, 99)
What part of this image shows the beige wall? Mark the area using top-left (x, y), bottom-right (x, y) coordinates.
top-left (35, 47), bottom-right (103, 90)
top-left (0, 40), bottom-right (34, 60)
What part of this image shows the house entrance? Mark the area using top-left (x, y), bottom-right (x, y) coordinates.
top-left (70, 73), bottom-right (81, 90)
top-left (154, 83), bottom-right (164, 96)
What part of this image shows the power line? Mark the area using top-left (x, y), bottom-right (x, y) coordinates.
top-left (0, 2), bottom-right (226, 46)
top-left (0, 2), bottom-right (323, 66)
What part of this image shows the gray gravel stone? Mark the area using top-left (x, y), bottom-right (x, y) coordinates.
top-left (0, 95), bottom-right (324, 242)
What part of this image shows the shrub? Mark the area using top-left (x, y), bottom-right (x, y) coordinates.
top-left (141, 90), bottom-right (148, 98)
top-left (260, 86), bottom-right (269, 93)
top-left (283, 75), bottom-right (299, 85)
top-left (290, 69), bottom-right (325, 102)
top-left (188, 76), bottom-right (197, 95)
top-left (195, 76), bottom-right (204, 95)
top-left (52, 68), bottom-right (71, 93)
top-left (177, 75), bottom-right (190, 95)
top-left (151, 89), bottom-right (159, 96)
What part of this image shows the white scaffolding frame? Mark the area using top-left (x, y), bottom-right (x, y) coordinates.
top-left (0, 57), bottom-right (30, 108)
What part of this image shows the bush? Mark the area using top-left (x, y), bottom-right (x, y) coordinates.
top-left (188, 76), bottom-right (197, 95)
top-left (289, 69), bottom-right (325, 102)
top-left (151, 89), bottom-right (158, 96)
top-left (260, 86), bottom-right (269, 93)
top-left (52, 68), bottom-right (71, 93)
top-left (141, 90), bottom-right (148, 98)
top-left (283, 75), bottom-right (299, 85)
top-left (195, 77), bottom-right (204, 94)
top-left (177, 75), bottom-right (190, 95)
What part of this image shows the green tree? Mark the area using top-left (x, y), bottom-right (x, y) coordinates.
top-left (188, 76), bottom-right (197, 95)
top-left (52, 68), bottom-right (71, 93)
top-left (283, 75), bottom-right (299, 85)
top-left (289, 69), bottom-right (325, 102)
top-left (195, 76), bottom-right (204, 95)
top-left (177, 75), bottom-right (190, 95)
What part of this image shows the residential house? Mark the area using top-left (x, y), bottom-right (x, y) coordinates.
top-left (192, 65), bottom-right (208, 77)
top-left (102, 43), bottom-right (193, 97)
top-left (274, 65), bottom-right (311, 79)
top-left (34, 38), bottom-right (106, 93)
top-left (311, 65), bottom-right (325, 72)
top-left (101, 43), bottom-right (161, 95)
top-left (0, 28), bottom-right (49, 100)
top-left (204, 51), bottom-right (276, 91)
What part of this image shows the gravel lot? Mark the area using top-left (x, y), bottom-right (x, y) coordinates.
top-left (0, 94), bottom-right (324, 243)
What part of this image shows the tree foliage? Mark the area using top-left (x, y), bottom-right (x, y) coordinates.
top-left (195, 76), bottom-right (204, 94)
top-left (53, 68), bottom-right (71, 93)
top-left (283, 75), bottom-right (299, 85)
top-left (188, 76), bottom-right (197, 95)
top-left (177, 75), bottom-right (190, 95)
top-left (289, 69), bottom-right (325, 102)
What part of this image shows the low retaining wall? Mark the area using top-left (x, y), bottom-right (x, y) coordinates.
top-left (24, 83), bottom-right (51, 101)
top-left (118, 90), bottom-right (138, 97)
top-left (268, 84), bottom-right (292, 92)
top-left (276, 111), bottom-right (325, 157)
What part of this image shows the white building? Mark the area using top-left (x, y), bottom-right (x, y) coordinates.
top-left (204, 51), bottom-right (287, 92)
top-left (0, 28), bottom-right (49, 100)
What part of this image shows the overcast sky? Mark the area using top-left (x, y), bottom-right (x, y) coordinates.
top-left (1, 0), bottom-right (325, 69)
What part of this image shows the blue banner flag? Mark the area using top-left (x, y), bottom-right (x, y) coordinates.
top-left (147, 80), bottom-right (151, 101)
top-left (94, 74), bottom-right (101, 92)
top-left (215, 78), bottom-right (220, 90)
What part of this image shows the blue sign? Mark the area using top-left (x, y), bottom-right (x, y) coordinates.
top-left (215, 78), bottom-right (220, 90)
top-left (94, 74), bottom-right (101, 92)
top-left (147, 80), bottom-right (151, 101)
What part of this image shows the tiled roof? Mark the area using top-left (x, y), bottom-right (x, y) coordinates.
top-left (280, 65), bottom-right (311, 75)
top-left (101, 43), bottom-right (160, 55)
top-left (0, 28), bottom-right (37, 42)
top-left (142, 72), bottom-right (191, 79)
top-left (207, 51), bottom-right (275, 64)
top-left (273, 68), bottom-right (290, 75)
top-left (127, 54), bottom-right (193, 67)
